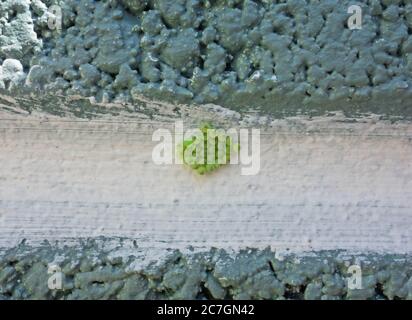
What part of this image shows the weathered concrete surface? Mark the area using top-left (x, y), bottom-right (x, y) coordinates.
top-left (1, 240), bottom-right (412, 300)
top-left (1, 0), bottom-right (412, 300)
top-left (1, 108), bottom-right (411, 254)
top-left (3, 0), bottom-right (412, 118)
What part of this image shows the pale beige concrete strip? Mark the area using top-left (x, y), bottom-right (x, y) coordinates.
top-left (0, 112), bottom-right (411, 254)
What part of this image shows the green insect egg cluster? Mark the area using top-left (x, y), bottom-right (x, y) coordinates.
top-left (180, 123), bottom-right (238, 175)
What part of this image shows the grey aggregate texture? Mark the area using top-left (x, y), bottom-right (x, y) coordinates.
top-left (0, 239), bottom-right (412, 300)
top-left (1, 0), bottom-right (412, 117)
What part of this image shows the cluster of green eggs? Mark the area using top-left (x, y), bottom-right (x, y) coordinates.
top-left (180, 123), bottom-right (239, 175)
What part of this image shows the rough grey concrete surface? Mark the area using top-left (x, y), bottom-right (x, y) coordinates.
top-left (1, 0), bottom-right (412, 117)
top-left (1, 0), bottom-right (412, 300)
top-left (0, 239), bottom-right (412, 300)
